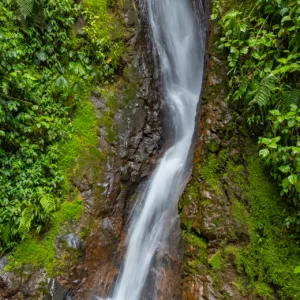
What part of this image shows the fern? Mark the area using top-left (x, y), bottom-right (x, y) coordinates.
top-left (281, 89), bottom-right (300, 112)
top-left (40, 194), bottom-right (56, 214)
top-left (18, 206), bottom-right (35, 238)
top-left (249, 75), bottom-right (277, 107)
top-left (16, 0), bottom-right (34, 18)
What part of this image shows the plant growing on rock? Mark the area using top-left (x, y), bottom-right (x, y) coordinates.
top-left (217, 0), bottom-right (300, 229)
top-left (0, 0), bottom-right (122, 251)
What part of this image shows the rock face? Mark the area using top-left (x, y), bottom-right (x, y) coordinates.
top-left (0, 1), bottom-right (164, 299)
top-left (178, 4), bottom-right (263, 300)
top-left (64, 1), bottom-right (168, 298)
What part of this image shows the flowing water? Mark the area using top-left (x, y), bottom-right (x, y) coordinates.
top-left (98, 0), bottom-right (205, 299)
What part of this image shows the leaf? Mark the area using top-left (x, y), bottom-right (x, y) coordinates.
top-left (281, 89), bottom-right (300, 112)
top-left (288, 174), bottom-right (298, 185)
top-left (36, 52), bottom-right (47, 61)
top-left (18, 206), bottom-right (34, 238)
top-left (281, 15), bottom-right (292, 24)
top-left (40, 195), bottom-right (56, 214)
top-left (249, 75), bottom-right (277, 107)
top-left (269, 110), bottom-right (281, 116)
top-left (295, 181), bottom-right (300, 193)
top-left (282, 177), bottom-right (290, 188)
top-left (259, 149), bottom-right (270, 158)
top-left (70, 83), bottom-right (81, 95)
top-left (268, 142), bottom-right (278, 149)
top-left (241, 47), bottom-right (249, 55)
top-left (294, 266), bottom-right (300, 274)
top-left (55, 75), bottom-right (69, 91)
top-left (279, 165), bottom-right (291, 173)
top-left (16, 0), bottom-right (34, 18)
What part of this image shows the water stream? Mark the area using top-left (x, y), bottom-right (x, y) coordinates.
top-left (98, 0), bottom-right (205, 299)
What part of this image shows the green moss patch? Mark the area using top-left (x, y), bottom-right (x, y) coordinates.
top-left (209, 250), bottom-right (222, 271)
top-left (5, 196), bottom-right (83, 274)
top-left (239, 154), bottom-right (300, 299)
top-left (197, 153), bottom-right (221, 194)
top-left (59, 100), bottom-right (98, 192)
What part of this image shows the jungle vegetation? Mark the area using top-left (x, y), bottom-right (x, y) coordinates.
top-left (0, 0), bottom-right (122, 251)
top-left (214, 0), bottom-right (300, 232)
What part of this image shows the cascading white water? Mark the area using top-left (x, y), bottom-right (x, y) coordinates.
top-left (98, 0), bottom-right (205, 299)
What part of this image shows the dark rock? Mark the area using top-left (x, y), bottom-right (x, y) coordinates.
top-left (48, 279), bottom-right (70, 300)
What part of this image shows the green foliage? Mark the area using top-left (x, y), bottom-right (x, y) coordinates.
top-left (239, 155), bottom-right (300, 299)
top-left (0, 0), bottom-right (122, 250)
top-left (183, 231), bottom-right (207, 273)
top-left (58, 100), bottom-right (98, 192)
top-left (197, 153), bottom-right (221, 194)
top-left (16, 0), bottom-right (34, 18)
top-left (208, 250), bottom-right (222, 270)
top-left (216, 0), bottom-right (300, 229)
top-left (258, 105), bottom-right (300, 229)
top-left (5, 197), bottom-right (83, 273)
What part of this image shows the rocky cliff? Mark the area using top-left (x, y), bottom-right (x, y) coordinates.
top-left (179, 1), bottom-right (300, 300)
top-left (0, 1), bottom-right (164, 298)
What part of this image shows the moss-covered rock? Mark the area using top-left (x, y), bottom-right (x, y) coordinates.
top-left (180, 1), bottom-right (300, 299)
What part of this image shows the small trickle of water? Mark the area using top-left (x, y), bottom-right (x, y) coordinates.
top-left (99, 0), bottom-right (206, 299)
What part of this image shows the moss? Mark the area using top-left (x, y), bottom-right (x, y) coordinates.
top-left (233, 277), bottom-right (249, 297)
top-left (208, 138), bottom-right (220, 153)
top-left (186, 183), bottom-right (199, 199)
top-left (209, 250), bottom-right (222, 270)
top-left (198, 153), bottom-right (221, 194)
top-left (240, 152), bottom-right (300, 299)
top-left (184, 231), bottom-right (207, 274)
top-left (5, 196), bottom-right (83, 275)
top-left (252, 282), bottom-right (274, 299)
top-left (229, 191), bottom-right (249, 226)
top-left (59, 100), bottom-right (98, 192)
top-left (225, 245), bottom-right (242, 260)
top-left (97, 90), bottom-right (119, 143)
top-left (185, 232), bottom-right (207, 249)
top-left (224, 161), bottom-right (246, 186)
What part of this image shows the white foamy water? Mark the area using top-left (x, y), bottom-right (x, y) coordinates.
top-left (98, 0), bottom-right (205, 299)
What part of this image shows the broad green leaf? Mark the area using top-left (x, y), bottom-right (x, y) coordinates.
top-left (295, 181), bottom-right (300, 193)
top-left (55, 75), bottom-right (68, 91)
top-left (269, 110), bottom-right (280, 116)
top-left (282, 177), bottom-right (290, 188)
top-left (278, 165), bottom-right (291, 173)
top-left (281, 15), bottom-right (292, 24)
top-left (294, 266), bottom-right (300, 274)
top-left (288, 174), bottom-right (298, 185)
top-left (268, 143), bottom-right (278, 149)
top-left (259, 149), bottom-right (270, 158)
top-left (260, 138), bottom-right (271, 145)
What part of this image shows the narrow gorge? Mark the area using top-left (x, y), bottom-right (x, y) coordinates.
top-left (1, 0), bottom-right (300, 299)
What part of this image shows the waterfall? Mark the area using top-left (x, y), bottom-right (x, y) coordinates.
top-left (98, 0), bottom-right (206, 299)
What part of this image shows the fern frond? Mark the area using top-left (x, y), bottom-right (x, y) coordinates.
top-left (18, 206), bottom-right (34, 238)
top-left (281, 89), bottom-right (300, 112)
top-left (40, 194), bottom-right (56, 214)
top-left (16, 0), bottom-right (34, 18)
top-left (249, 75), bottom-right (277, 107)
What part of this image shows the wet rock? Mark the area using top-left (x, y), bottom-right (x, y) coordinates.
top-left (179, 5), bottom-right (261, 299)
top-left (49, 279), bottom-right (70, 300)
top-left (62, 234), bottom-right (82, 250)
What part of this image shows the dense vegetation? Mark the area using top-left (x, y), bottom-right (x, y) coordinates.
top-left (214, 0), bottom-right (300, 231)
top-left (0, 0), bottom-right (122, 251)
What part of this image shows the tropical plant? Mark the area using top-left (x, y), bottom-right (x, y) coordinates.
top-left (216, 0), bottom-right (300, 228)
top-left (0, 0), bottom-right (121, 251)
